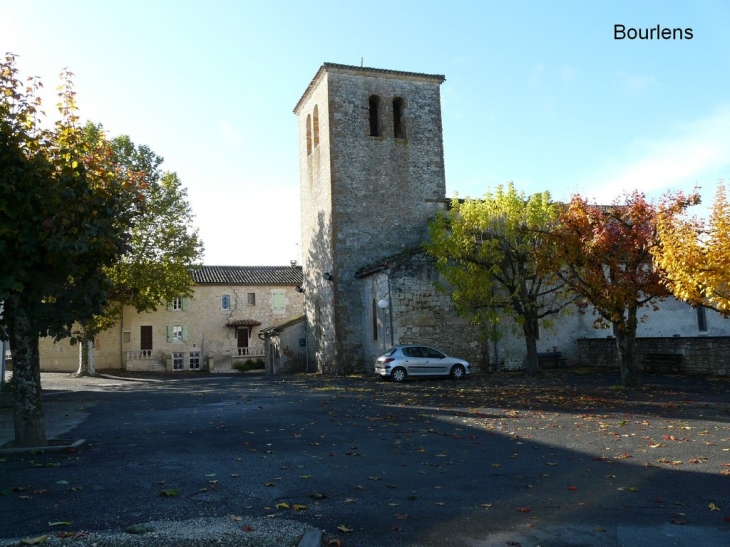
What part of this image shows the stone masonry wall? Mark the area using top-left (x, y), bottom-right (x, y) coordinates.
top-left (296, 68), bottom-right (336, 373)
top-left (38, 283), bottom-right (304, 372)
top-left (360, 252), bottom-right (488, 371)
top-left (577, 336), bottom-right (730, 376)
top-left (325, 66), bottom-right (447, 372)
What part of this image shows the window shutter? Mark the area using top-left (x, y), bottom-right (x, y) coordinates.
top-left (182, 298), bottom-right (189, 311)
top-left (167, 326), bottom-right (173, 342)
top-left (167, 301), bottom-right (173, 312)
top-left (182, 326), bottom-right (189, 342)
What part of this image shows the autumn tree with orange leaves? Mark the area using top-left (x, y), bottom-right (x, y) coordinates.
top-left (653, 184), bottom-right (730, 315)
top-left (547, 192), bottom-right (695, 387)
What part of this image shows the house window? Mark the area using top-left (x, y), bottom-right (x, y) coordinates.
top-left (221, 294), bottom-right (231, 311)
top-left (306, 114), bottom-right (312, 156)
top-left (172, 352), bottom-right (184, 371)
top-left (697, 305), bottom-right (708, 332)
top-left (168, 325), bottom-right (188, 342)
top-left (372, 299), bottom-right (379, 341)
top-left (393, 97), bottom-right (405, 138)
top-left (272, 292), bottom-right (285, 313)
top-left (168, 297), bottom-right (188, 311)
top-left (140, 326), bottom-right (153, 357)
top-left (313, 105), bottom-right (320, 148)
top-left (369, 95), bottom-right (380, 136)
top-left (189, 351), bottom-right (201, 370)
top-left (248, 292), bottom-right (256, 306)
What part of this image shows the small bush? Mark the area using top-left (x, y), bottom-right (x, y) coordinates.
top-left (234, 359), bottom-right (266, 372)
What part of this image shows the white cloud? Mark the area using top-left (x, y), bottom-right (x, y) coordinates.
top-left (615, 71), bottom-right (657, 96)
top-left (586, 106), bottom-right (730, 203)
top-left (560, 65), bottom-right (576, 83)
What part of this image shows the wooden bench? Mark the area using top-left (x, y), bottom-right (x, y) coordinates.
top-left (642, 353), bottom-right (683, 373)
top-left (537, 351), bottom-right (567, 368)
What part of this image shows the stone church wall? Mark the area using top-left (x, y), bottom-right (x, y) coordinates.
top-left (359, 252), bottom-right (488, 371)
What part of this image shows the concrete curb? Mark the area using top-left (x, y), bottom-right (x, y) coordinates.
top-left (0, 438), bottom-right (85, 455)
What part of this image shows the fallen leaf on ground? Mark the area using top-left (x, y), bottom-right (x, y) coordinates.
top-left (20, 536), bottom-right (49, 545)
top-left (159, 489), bottom-right (179, 497)
top-left (337, 525), bottom-right (353, 533)
top-left (516, 507), bottom-right (531, 513)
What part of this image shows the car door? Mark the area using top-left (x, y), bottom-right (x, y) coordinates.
top-left (421, 347), bottom-right (448, 375)
top-left (401, 347), bottom-right (428, 375)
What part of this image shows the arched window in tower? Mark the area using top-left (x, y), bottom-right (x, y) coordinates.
top-left (393, 97), bottom-right (406, 138)
top-left (306, 114), bottom-right (312, 156)
top-left (369, 95), bottom-right (380, 137)
top-left (313, 105), bottom-right (320, 148)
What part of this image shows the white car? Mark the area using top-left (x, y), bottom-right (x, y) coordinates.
top-left (374, 345), bottom-right (471, 382)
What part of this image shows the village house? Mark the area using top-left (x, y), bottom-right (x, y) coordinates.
top-left (39, 265), bottom-right (305, 373)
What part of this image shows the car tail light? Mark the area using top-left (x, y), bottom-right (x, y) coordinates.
top-left (382, 358), bottom-right (395, 363)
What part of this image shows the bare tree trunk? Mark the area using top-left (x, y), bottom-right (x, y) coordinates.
top-left (613, 308), bottom-right (641, 388)
top-left (5, 294), bottom-right (47, 447)
top-left (76, 332), bottom-right (97, 377)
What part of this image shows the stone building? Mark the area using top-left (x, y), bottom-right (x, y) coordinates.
top-left (292, 62), bottom-right (730, 375)
top-left (293, 63), bottom-right (486, 373)
top-left (39, 266), bottom-right (305, 373)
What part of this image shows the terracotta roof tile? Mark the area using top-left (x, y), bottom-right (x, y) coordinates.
top-left (192, 266), bottom-right (302, 285)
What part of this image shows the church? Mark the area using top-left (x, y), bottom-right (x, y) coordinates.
top-left (285, 62), bottom-right (730, 376)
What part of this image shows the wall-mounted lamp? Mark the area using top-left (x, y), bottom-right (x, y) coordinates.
top-left (295, 286), bottom-right (305, 293)
top-left (323, 272), bottom-right (334, 281)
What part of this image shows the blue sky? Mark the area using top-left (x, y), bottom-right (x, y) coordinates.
top-left (3, 1), bottom-right (729, 265)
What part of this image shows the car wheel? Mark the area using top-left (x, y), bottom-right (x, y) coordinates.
top-left (391, 367), bottom-right (407, 383)
top-left (450, 364), bottom-right (466, 379)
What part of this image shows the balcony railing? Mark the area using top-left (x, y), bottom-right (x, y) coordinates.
top-left (234, 347), bottom-right (265, 357)
top-left (127, 350), bottom-right (153, 360)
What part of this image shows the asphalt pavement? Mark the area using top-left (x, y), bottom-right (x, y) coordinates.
top-left (1, 369), bottom-right (729, 546)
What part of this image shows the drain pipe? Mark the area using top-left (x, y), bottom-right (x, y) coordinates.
top-left (120, 308), bottom-right (124, 369)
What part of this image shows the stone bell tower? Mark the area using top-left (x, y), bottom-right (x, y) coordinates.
top-left (293, 63), bottom-right (447, 373)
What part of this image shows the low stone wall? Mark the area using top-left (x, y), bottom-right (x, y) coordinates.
top-left (577, 336), bottom-right (730, 375)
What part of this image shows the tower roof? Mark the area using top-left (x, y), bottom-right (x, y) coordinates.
top-left (293, 62), bottom-right (446, 114)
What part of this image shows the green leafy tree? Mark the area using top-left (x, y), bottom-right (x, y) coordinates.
top-left (427, 183), bottom-right (572, 374)
top-left (0, 56), bottom-right (143, 445)
top-left (75, 125), bottom-right (204, 376)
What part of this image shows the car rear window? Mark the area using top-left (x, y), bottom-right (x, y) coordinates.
top-left (383, 347), bottom-right (397, 357)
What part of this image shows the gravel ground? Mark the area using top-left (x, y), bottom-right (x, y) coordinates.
top-left (0, 516), bottom-right (313, 546)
